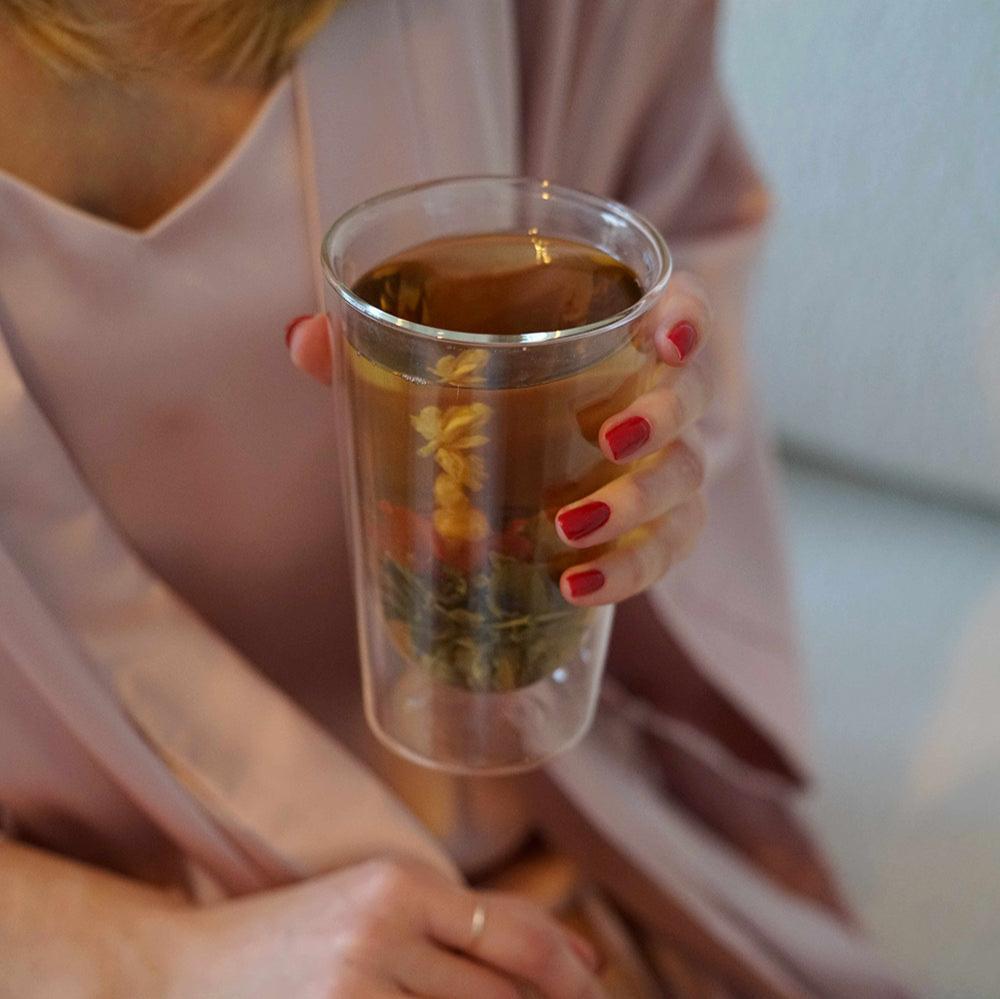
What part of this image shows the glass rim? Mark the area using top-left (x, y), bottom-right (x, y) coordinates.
top-left (320, 175), bottom-right (673, 347)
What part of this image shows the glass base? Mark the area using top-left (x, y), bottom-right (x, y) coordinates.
top-left (363, 607), bottom-right (613, 775)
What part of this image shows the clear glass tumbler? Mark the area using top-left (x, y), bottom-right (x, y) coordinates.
top-left (322, 176), bottom-right (671, 774)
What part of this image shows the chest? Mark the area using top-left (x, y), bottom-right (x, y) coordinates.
top-left (0, 65), bottom-right (269, 231)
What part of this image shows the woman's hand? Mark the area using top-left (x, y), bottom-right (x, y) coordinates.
top-left (176, 857), bottom-right (603, 999)
top-left (286, 271), bottom-right (711, 606)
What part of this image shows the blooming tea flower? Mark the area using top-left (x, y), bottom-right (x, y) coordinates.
top-left (429, 348), bottom-right (490, 386)
top-left (411, 403), bottom-right (491, 457)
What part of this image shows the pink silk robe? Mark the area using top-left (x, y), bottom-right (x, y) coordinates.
top-left (0, 2), bottom-right (906, 995)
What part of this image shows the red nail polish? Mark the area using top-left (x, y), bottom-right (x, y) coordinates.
top-left (566, 569), bottom-right (605, 597)
top-left (285, 314), bottom-right (312, 349)
top-left (557, 501), bottom-right (611, 541)
top-left (605, 415), bottom-right (651, 460)
top-left (665, 321), bottom-right (697, 362)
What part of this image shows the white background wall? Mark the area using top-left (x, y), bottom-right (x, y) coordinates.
top-left (720, 5), bottom-right (1000, 994)
top-left (721, 0), bottom-right (1000, 509)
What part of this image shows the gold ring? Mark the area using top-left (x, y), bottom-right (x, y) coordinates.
top-left (469, 902), bottom-right (487, 946)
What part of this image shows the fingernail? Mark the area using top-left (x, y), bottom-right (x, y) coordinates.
top-left (284, 314), bottom-right (312, 350)
top-left (557, 501), bottom-right (611, 541)
top-left (605, 415), bottom-right (651, 461)
top-left (664, 320), bottom-right (697, 362)
top-left (566, 569), bottom-right (605, 598)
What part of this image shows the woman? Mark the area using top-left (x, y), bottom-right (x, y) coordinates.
top-left (0, 1), bottom-right (906, 995)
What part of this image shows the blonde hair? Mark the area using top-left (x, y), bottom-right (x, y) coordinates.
top-left (1, 0), bottom-right (339, 83)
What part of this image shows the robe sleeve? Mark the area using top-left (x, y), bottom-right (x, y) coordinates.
top-left (517, 0), bottom-right (809, 776)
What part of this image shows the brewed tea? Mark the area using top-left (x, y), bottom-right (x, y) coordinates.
top-left (346, 232), bottom-right (651, 695)
top-left (353, 232), bottom-right (642, 335)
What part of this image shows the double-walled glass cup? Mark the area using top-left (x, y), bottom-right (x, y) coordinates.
top-left (323, 177), bottom-right (671, 774)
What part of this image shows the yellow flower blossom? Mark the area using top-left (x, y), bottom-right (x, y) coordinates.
top-left (434, 473), bottom-right (466, 508)
top-left (411, 403), bottom-right (490, 457)
top-left (411, 364), bottom-right (492, 543)
top-left (435, 450), bottom-right (486, 492)
top-left (434, 504), bottom-right (490, 541)
top-left (429, 348), bottom-right (489, 386)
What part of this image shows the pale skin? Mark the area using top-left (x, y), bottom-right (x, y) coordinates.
top-left (0, 8), bottom-right (708, 995)
top-left (0, 840), bottom-right (603, 999)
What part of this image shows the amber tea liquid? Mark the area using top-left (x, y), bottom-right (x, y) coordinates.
top-left (353, 232), bottom-right (642, 334)
top-left (344, 232), bottom-right (654, 695)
